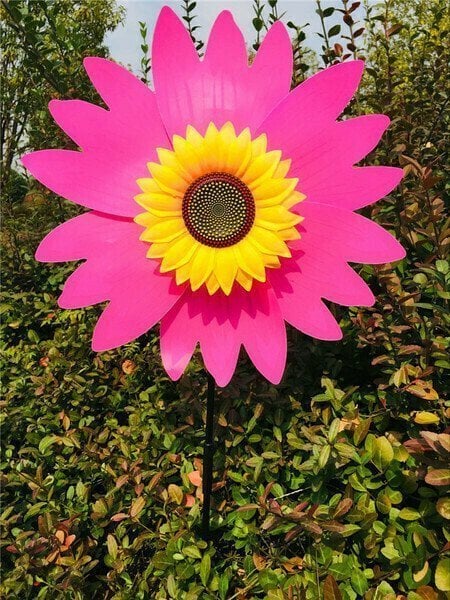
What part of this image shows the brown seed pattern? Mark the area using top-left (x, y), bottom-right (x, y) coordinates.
top-left (182, 172), bottom-right (255, 248)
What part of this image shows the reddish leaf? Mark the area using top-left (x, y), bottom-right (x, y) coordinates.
top-left (425, 469), bottom-right (450, 486)
top-left (323, 575), bottom-right (343, 600)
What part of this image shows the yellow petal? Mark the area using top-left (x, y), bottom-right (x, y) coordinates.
top-left (134, 192), bottom-right (182, 213)
top-left (189, 245), bottom-right (216, 291)
top-left (185, 124), bottom-right (205, 148)
top-left (234, 238), bottom-right (266, 281)
top-left (137, 178), bottom-right (163, 193)
top-left (234, 128), bottom-right (253, 177)
top-left (145, 207), bottom-right (182, 218)
top-left (278, 227), bottom-right (301, 241)
top-left (273, 158), bottom-right (291, 179)
top-left (184, 124), bottom-right (224, 175)
top-left (146, 242), bottom-right (170, 259)
top-left (256, 206), bottom-right (302, 230)
top-left (141, 217), bottom-right (186, 243)
top-left (251, 133), bottom-right (267, 158)
top-left (134, 211), bottom-right (159, 228)
top-left (215, 123), bottom-right (237, 172)
top-left (172, 135), bottom-right (204, 179)
top-left (214, 247), bottom-right (238, 295)
top-left (242, 150), bottom-right (282, 188)
top-left (156, 147), bottom-right (193, 182)
top-left (205, 272), bottom-right (220, 295)
top-left (175, 261), bottom-right (192, 285)
top-left (147, 162), bottom-right (187, 196)
top-left (248, 226), bottom-right (291, 257)
top-left (160, 234), bottom-right (199, 273)
top-left (253, 178), bottom-right (299, 207)
top-left (262, 253), bottom-right (281, 269)
top-left (199, 123), bottom-right (223, 172)
top-left (236, 268), bottom-right (253, 292)
top-left (283, 190), bottom-right (306, 210)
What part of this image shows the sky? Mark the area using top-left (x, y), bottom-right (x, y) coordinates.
top-left (106, 0), bottom-right (365, 74)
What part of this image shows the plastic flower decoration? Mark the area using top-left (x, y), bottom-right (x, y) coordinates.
top-left (23, 8), bottom-right (405, 387)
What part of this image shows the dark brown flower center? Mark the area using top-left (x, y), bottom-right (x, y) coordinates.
top-left (182, 172), bottom-right (255, 248)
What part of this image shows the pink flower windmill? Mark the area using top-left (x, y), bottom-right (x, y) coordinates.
top-left (23, 6), bottom-right (406, 540)
top-left (23, 9), bottom-right (405, 391)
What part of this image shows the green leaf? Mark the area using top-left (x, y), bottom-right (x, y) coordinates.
top-left (167, 574), bottom-right (177, 597)
top-left (398, 508), bottom-right (421, 521)
top-left (318, 445), bottom-right (331, 469)
top-left (261, 451), bottom-right (280, 460)
top-left (183, 545), bottom-right (202, 559)
top-left (328, 25), bottom-right (341, 37)
top-left (351, 570), bottom-right (369, 595)
top-left (106, 534), bottom-right (118, 559)
top-left (168, 483), bottom-right (183, 505)
top-left (200, 553), bottom-right (211, 587)
top-left (252, 17), bottom-right (263, 32)
top-left (371, 437), bottom-right (394, 472)
top-left (376, 494), bottom-right (391, 514)
top-left (258, 569), bottom-right (279, 591)
top-left (218, 573), bottom-right (229, 600)
top-left (24, 502), bottom-right (46, 520)
top-left (151, 552), bottom-right (173, 571)
top-left (436, 497), bottom-right (450, 519)
top-left (38, 435), bottom-right (58, 454)
top-left (435, 558), bottom-right (450, 591)
top-left (328, 418), bottom-right (340, 443)
top-left (435, 259), bottom-right (449, 273)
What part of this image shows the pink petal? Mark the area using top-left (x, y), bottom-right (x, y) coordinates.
top-left (277, 249), bottom-right (375, 307)
top-left (258, 60), bottom-right (364, 142)
top-left (267, 114), bottom-right (389, 187)
top-left (268, 201), bottom-right (405, 341)
top-left (160, 292), bottom-right (198, 382)
top-left (152, 7), bottom-right (292, 137)
top-left (203, 10), bottom-right (248, 71)
top-left (238, 284), bottom-right (286, 384)
top-left (333, 114), bottom-right (391, 164)
top-left (288, 115), bottom-right (400, 210)
top-left (248, 20), bottom-right (293, 127)
top-left (293, 202), bottom-right (406, 264)
top-left (271, 267), bottom-right (343, 341)
top-left (83, 57), bottom-right (152, 114)
top-left (23, 59), bottom-right (168, 217)
top-left (37, 212), bottom-right (184, 350)
top-left (198, 292), bottom-right (242, 387)
top-left (300, 165), bottom-right (403, 210)
top-left (160, 289), bottom-right (241, 386)
top-left (58, 261), bottom-right (111, 308)
top-left (91, 272), bottom-right (178, 352)
top-left (161, 284), bottom-right (286, 386)
top-left (258, 65), bottom-right (403, 210)
top-left (36, 211), bottom-right (131, 262)
top-left (22, 149), bottom-right (138, 218)
top-left (48, 100), bottom-right (108, 149)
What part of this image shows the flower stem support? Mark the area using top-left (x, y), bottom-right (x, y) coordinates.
top-left (201, 372), bottom-right (215, 540)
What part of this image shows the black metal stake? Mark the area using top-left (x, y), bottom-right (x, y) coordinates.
top-left (201, 372), bottom-right (215, 540)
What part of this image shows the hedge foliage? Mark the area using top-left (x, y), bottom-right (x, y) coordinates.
top-left (1, 0), bottom-right (449, 598)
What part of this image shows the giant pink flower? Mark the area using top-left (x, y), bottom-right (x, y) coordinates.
top-left (22, 8), bottom-right (405, 386)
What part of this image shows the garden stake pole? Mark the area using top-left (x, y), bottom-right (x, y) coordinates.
top-left (201, 372), bottom-right (215, 540)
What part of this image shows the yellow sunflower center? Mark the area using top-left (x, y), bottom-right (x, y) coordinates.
top-left (134, 122), bottom-right (305, 295)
